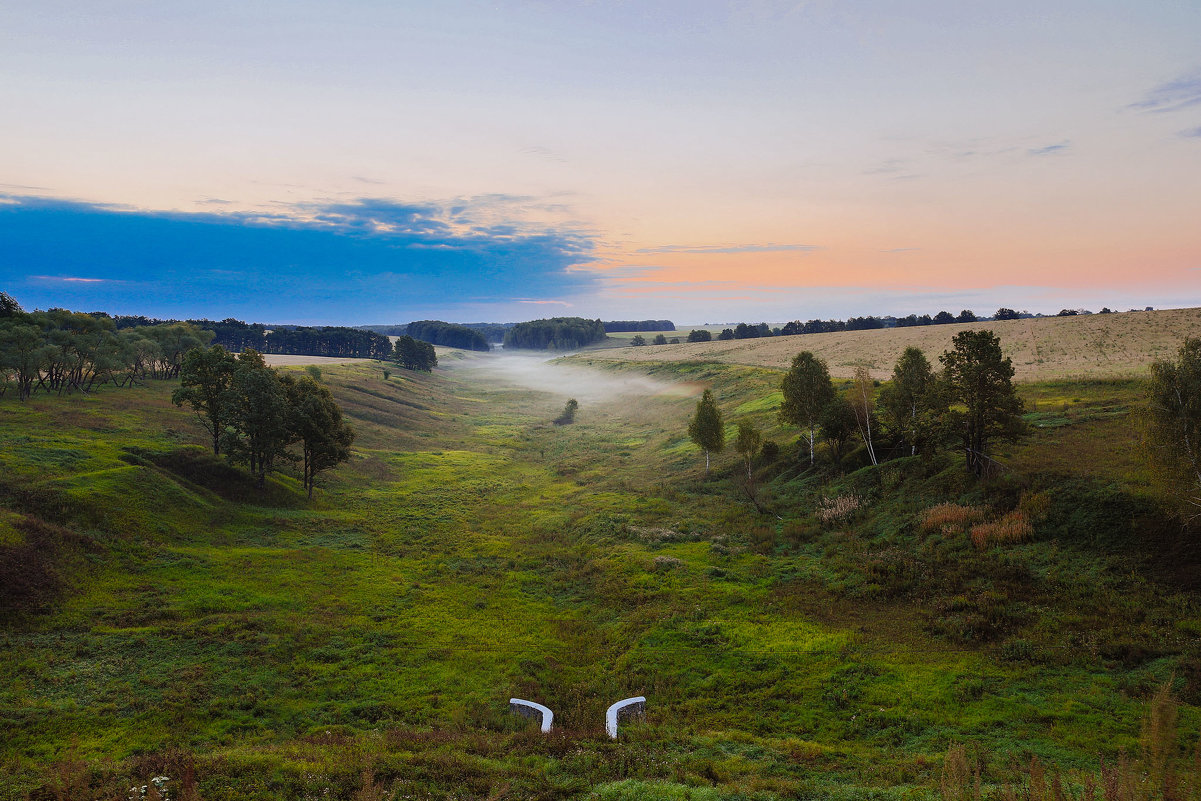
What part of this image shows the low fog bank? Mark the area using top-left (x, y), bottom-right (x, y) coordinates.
top-left (445, 351), bottom-right (697, 405)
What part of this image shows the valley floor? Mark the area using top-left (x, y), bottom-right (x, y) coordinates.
top-left (1, 355), bottom-right (1198, 800)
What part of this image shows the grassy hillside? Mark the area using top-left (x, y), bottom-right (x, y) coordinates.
top-left (1, 355), bottom-right (1199, 799)
top-left (578, 307), bottom-right (1201, 381)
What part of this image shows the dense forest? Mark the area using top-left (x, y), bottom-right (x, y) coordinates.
top-left (114, 316), bottom-right (392, 359)
top-left (503, 317), bottom-right (608, 350)
top-left (405, 320), bottom-right (490, 351)
top-left (602, 319), bottom-right (675, 332)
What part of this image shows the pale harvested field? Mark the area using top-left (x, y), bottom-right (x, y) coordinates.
top-left (262, 354), bottom-right (378, 367)
top-left (575, 308), bottom-right (1201, 382)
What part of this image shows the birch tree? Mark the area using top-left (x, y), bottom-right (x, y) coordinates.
top-left (779, 351), bottom-right (835, 466)
top-left (688, 389), bottom-right (725, 474)
top-left (734, 420), bottom-right (762, 481)
top-left (849, 366), bottom-right (878, 466)
top-left (878, 347), bottom-right (942, 457)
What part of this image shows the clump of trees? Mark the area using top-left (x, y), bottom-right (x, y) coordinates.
top-left (766, 332), bottom-right (1023, 476)
top-left (687, 329), bottom-right (713, 342)
top-left (405, 320), bottom-right (489, 351)
top-left (1, 297), bottom-right (212, 400)
top-left (394, 336), bottom-right (437, 371)
top-left (173, 346), bottom-right (354, 496)
top-left (503, 318), bottom-right (607, 350)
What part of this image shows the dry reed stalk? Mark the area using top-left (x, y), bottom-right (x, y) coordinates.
top-left (817, 492), bottom-right (863, 524)
top-left (921, 503), bottom-right (987, 534)
top-left (970, 511), bottom-right (1033, 549)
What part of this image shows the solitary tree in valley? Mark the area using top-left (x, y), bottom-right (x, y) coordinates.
top-left (940, 330), bottom-right (1024, 477)
top-left (779, 351), bottom-right (835, 466)
top-left (688, 389), bottom-right (725, 474)
top-left (554, 398), bottom-right (579, 425)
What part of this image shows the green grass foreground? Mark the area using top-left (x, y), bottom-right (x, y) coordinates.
top-left (1, 358), bottom-right (1198, 799)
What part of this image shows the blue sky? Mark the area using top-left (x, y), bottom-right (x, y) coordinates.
top-left (1, 195), bottom-right (596, 322)
top-left (2, 1), bottom-right (1200, 324)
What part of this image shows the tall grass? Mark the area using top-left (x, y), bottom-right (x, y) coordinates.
top-left (969, 511), bottom-right (1034, 549)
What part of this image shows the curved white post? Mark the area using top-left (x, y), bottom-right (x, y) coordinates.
top-left (605, 696), bottom-right (646, 739)
top-left (509, 698), bottom-right (553, 733)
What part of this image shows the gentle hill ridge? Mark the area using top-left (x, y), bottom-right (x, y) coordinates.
top-left (576, 307), bottom-right (1201, 381)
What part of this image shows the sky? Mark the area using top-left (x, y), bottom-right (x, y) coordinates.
top-left (2, 1), bottom-right (1200, 325)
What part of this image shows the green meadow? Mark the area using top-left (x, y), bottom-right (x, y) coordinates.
top-left (1, 354), bottom-right (1198, 799)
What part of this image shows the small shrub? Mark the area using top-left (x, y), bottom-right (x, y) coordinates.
top-left (553, 398), bottom-right (579, 425)
top-left (749, 525), bottom-right (776, 553)
top-left (1000, 638), bottom-right (1037, 663)
top-left (652, 555), bottom-right (683, 572)
top-left (940, 743), bottom-right (980, 801)
top-left (305, 365), bottom-right (323, 382)
top-left (1018, 490), bottom-right (1051, 523)
top-left (969, 510), bottom-right (1032, 549)
top-left (760, 440), bottom-right (780, 462)
top-left (816, 493), bottom-right (862, 525)
top-left (382, 369), bottom-right (391, 381)
top-left (920, 503), bottom-right (987, 534)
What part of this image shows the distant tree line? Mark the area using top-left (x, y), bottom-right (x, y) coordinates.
top-left (503, 317), bottom-right (608, 350)
top-left (405, 320), bottom-right (490, 351)
top-left (113, 315), bottom-right (392, 360)
top-left (173, 346), bottom-right (354, 496)
top-left (685, 308), bottom-right (1085, 344)
top-left (603, 320), bottom-right (675, 332)
top-left (1, 295), bottom-right (212, 400)
top-left (361, 322), bottom-right (512, 344)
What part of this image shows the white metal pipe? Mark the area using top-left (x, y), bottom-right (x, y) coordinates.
top-left (605, 696), bottom-right (646, 739)
top-left (508, 698), bottom-right (553, 733)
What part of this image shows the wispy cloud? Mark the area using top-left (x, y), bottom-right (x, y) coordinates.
top-left (1180, 126), bottom-right (1201, 139)
top-left (1028, 140), bottom-right (1071, 157)
top-left (31, 275), bottom-right (109, 283)
top-left (520, 145), bottom-right (569, 163)
top-left (1131, 70), bottom-right (1201, 113)
top-left (634, 243), bottom-right (819, 255)
top-left (864, 158), bottom-right (909, 175)
top-left (515, 298), bottom-right (572, 306)
top-left (881, 247), bottom-right (919, 253)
